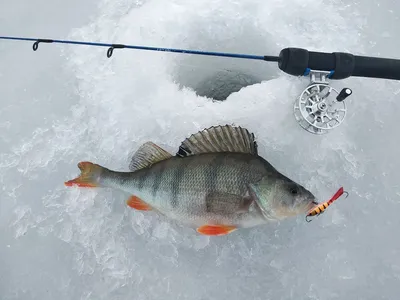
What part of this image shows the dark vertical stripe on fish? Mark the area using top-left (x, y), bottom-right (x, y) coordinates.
top-left (204, 154), bottom-right (225, 210)
top-left (137, 169), bottom-right (148, 190)
top-left (171, 158), bottom-right (185, 208)
top-left (152, 162), bottom-right (166, 198)
top-left (204, 154), bottom-right (224, 212)
top-left (240, 158), bottom-right (252, 195)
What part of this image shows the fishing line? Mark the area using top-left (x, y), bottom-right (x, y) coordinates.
top-left (2, 35), bottom-right (400, 134)
top-left (0, 36), bottom-right (278, 61)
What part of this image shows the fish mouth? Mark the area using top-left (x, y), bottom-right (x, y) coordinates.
top-left (273, 200), bottom-right (318, 219)
top-left (304, 200), bottom-right (318, 212)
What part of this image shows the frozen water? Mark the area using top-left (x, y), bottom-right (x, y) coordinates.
top-left (1, 0), bottom-right (400, 299)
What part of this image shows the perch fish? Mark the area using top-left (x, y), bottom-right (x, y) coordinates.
top-left (65, 125), bottom-right (317, 236)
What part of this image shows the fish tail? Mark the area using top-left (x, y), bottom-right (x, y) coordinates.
top-left (64, 161), bottom-right (105, 188)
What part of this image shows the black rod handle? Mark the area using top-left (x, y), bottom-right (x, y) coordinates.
top-left (278, 48), bottom-right (400, 80)
top-left (352, 55), bottom-right (400, 80)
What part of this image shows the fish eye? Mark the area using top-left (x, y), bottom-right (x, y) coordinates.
top-left (290, 186), bottom-right (299, 195)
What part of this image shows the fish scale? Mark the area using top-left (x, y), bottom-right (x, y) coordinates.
top-left (123, 154), bottom-right (267, 215)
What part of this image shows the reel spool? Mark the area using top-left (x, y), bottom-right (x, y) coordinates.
top-left (294, 70), bottom-right (352, 134)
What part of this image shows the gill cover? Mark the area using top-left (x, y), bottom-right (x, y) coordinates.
top-left (249, 176), bottom-right (315, 220)
top-left (248, 176), bottom-right (281, 220)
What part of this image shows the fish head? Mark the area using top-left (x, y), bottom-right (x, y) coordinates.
top-left (249, 176), bottom-right (316, 220)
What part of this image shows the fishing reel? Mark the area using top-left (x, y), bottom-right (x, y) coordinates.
top-left (293, 70), bottom-right (352, 134)
top-left (2, 38), bottom-right (400, 134)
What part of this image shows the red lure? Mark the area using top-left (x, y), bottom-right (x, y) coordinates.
top-left (306, 187), bottom-right (349, 222)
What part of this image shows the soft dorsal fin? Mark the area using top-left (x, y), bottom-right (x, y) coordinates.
top-left (176, 125), bottom-right (258, 157)
top-left (129, 142), bottom-right (172, 171)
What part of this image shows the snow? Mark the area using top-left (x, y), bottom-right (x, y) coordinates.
top-left (1, 0), bottom-right (400, 299)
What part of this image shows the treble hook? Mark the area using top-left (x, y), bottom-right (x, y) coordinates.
top-left (305, 210), bottom-right (325, 222)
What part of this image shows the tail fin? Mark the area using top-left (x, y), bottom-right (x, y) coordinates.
top-left (64, 161), bottom-right (104, 188)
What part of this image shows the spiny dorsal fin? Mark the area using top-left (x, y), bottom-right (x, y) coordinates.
top-left (176, 125), bottom-right (258, 157)
top-left (129, 142), bottom-right (172, 171)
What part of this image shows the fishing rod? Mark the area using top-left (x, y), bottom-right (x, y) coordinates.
top-left (2, 35), bottom-right (400, 134)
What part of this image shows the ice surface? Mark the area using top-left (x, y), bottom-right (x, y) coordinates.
top-left (1, 0), bottom-right (400, 299)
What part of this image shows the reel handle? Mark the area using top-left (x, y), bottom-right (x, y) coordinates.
top-left (336, 88), bottom-right (352, 102)
top-left (278, 48), bottom-right (400, 81)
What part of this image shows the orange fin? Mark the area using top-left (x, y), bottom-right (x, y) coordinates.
top-left (197, 225), bottom-right (237, 236)
top-left (127, 196), bottom-right (152, 211)
top-left (64, 162), bottom-right (103, 188)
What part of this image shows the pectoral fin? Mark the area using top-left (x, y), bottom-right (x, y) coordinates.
top-left (205, 192), bottom-right (253, 214)
top-left (197, 225), bottom-right (237, 236)
top-left (127, 196), bottom-right (152, 211)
